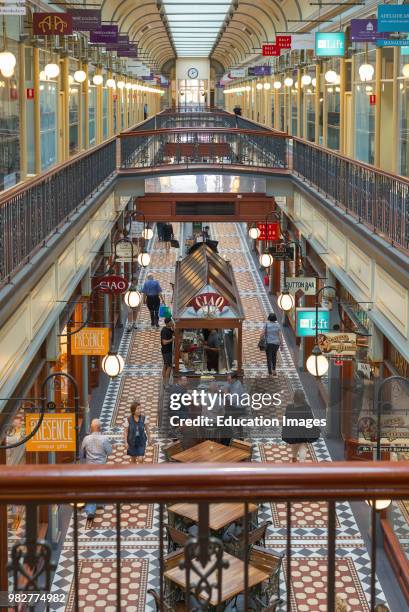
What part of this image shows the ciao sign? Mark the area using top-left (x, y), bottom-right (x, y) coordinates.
top-left (33, 12), bottom-right (73, 35)
top-left (189, 292), bottom-right (229, 313)
top-left (97, 275), bottom-right (129, 295)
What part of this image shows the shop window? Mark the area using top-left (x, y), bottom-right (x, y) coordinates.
top-left (354, 49), bottom-right (376, 165)
top-left (398, 49), bottom-right (409, 176)
top-left (103, 86), bottom-right (108, 139)
top-left (89, 84), bottom-right (96, 146)
top-left (0, 34), bottom-right (19, 191)
top-left (69, 82), bottom-right (80, 155)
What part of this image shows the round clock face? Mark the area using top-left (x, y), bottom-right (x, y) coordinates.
top-left (188, 67), bottom-right (199, 79)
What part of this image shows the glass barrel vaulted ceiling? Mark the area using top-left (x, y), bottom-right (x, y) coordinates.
top-left (163, 0), bottom-right (232, 57)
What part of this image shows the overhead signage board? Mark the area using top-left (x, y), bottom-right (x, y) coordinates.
top-left (188, 292), bottom-right (229, 313)
top-left (350, 19), bottom-right (389, 42)
top-left (378, 5), bottom-right (409, 33)
top-left (68, 9), bottom-right (101, 31)
top-left (26, 413), bottom-right (76, 452)
top-left (317, 332), bottom-right (358, 356)
top-left (229, 68), bottom-right (246, 78)
top-left (257, 222), bottom-right (280, 241)
top-left (276, 35), bottom-right (291, 49)
top-left (296, 308), bottom-right (330, 337)
top-left (90, 25), bottom-right (118, 45)
top-left (262, 44), bottom-right (280, 57)
top-left (377, 38), bottom-right (409, 47)
top-left (286, 277), bottom-right (317, 295)
top-left (115, 240), bottom-right (135, 262)
top-left (97, 275), bottom-right (129, 295)
top-left (248, 66), bottom-right (271, 76)
top-left (315, 32), bottom-right (345, 57)
top-left (71, 327), bottom-right (110, 356)
top-left (135, 65), bottom-right (151, 77)
top-left (0, 2), bottom-right (26, 16)
top-left (33, 12), bottom-right (73, 35)
top-left (291, 33), bottom-right (315, 50)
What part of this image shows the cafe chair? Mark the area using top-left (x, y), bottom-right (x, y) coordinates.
top-left (148, 550), bottom-right (186, 610)
top-left (249, 545), bottom-right (284, 610)
top-left (224, 520), bottom-right (271, 559)
top-left (165, 522), bottom-right (189, 553)
top-left (148, 588), bottom-right (184, 612)
top-left (163, 440), bottom-right (183, 462)
top-left (230, 439), bottom-right (253, 458)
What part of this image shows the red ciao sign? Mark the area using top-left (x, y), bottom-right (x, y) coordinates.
top-left (257, 222), bottom-right (280, 241)
top-left (276, 35), bottom-right (292, 49)
top-left (97, 275), bottom-right (129, 295)
top-left (189, 292), bottom-right (229, 312)
top-left (262, 44), bottom-right (280, 57)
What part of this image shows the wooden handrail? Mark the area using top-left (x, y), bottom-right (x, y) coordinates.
top-left (120, 127), bottom-right (288, 138)
top-left (1, 462), bottom-right (409, 503)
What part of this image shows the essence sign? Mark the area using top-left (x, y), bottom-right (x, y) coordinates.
top-left (315, 32), bottom-right (345, 57)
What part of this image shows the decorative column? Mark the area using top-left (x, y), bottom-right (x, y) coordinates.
top-left (33, 45), bottom-right (41, 174)
top-left (61, 55), bottom-right (70, 160)
top-left (339, 58), bottom-right (346, 154)
top-left (82, 62), bottom-right (89, 150)
top-left (374, 47), bottom-right (382, 167)
top-left (297, 67), bottom-right (302, 137)
top-left (322, 63), bottom-right (328, 147)
top-left (18, 39), bottom-right (27, 179)
top-left (314, 63), bottom-right (321, 144)
top-left (391, 47), bottom-right (399, 173)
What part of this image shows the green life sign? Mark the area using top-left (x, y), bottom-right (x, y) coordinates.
top-left (296, 308), bottom-right (330, 337)
top-left (315, 32), bottom-right (345, 57)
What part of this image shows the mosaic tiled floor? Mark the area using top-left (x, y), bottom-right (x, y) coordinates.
top-left (50, 222), bottom-right (388, 610)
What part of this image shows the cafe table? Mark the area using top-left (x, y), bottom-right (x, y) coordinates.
top-left (172, 440), bottom-right (251, 463)
top-left (164, 550), bottom-right (269, 607)
top-left (168, 502), bottom-right (258, 532)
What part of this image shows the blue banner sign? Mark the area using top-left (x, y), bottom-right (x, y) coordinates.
top-left (377, 38), bottom-right (409, 47)
top-left (296, 308), bottom-right (330, 338)
top-left (378, 5), bottom-right (409, 33)
top-left (315, 32), bottom-right (345, 57)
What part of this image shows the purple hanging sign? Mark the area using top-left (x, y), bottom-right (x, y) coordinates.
top-left (350, 19), bottom-right (390, 42)
top-left (68, 9), bottom-right (101, 32)
top-left (90, 25), bottom-right (118, 44)
top-left (248, 65), bottom-right (271, 76)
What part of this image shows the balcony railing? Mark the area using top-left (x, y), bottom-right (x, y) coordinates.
top-left (119, 128), bottom-right (288, 171)
top-left (0, 138), bottom-right (116, 286)
top-left (1, 462), bottom-right (407, 611)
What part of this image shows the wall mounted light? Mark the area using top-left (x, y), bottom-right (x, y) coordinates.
top-left (74, 70), bottom-right (87, 83)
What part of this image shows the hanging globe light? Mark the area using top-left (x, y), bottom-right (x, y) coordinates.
top-left (306, 345), bottom-right (329, 377)
top-left (365, 499), bottom-right (392, 511)
top-left (324, 70), bottom-right (337, 84)
top-left (142, 226), bottom-right (154, 240)
top-left (0, 50), bottom-right (16, 74)
top-left (137, 252), bottom-right (151, 267)
top-left (74, 70), bottom-right (87, 83)
top-left (102, 352), bottom-right (124, 378)
top-left (246, 85), bottom-right (251, 92)
top-left (359, 63), bottom-right (374, 82)
top-left (106, 78), bottom-right (116, 88)
top-left (93, 74), bottom-right (103, 86)
top-left (273, 81), bottom-right (282, 90)
top-left (124, 287), bottom-right (142, 309)
top-left (277, 289), bottom-right (295, 312)
top-left (256, 82), bottom-right (263, 90)
top-left (312, 77), bottom-right (317, 87)
top-left (1, 65), bottom-right (14, 78)
top-left (259, 253), bottom-right (274, 268)
top-left (402, 64), bottom-right (409, 78)
top-left (249, 226), bottom-right (261, 239)
top-left (264, 82), bottom-right (271, 90)
top-left (301, 74), bottom-right (312, 86)
top-left (284, 77), bottom-right (293, 87)
top-left (44, 63), bottom-right (60, 79)
top-left (117, 80), bottom-right (125, 89)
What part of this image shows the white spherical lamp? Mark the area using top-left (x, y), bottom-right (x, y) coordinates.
top-left (402, 64), bottom-right (409, 78)
top-left (256, 82), bottom-right (263, 90)
top-left (93, 74), bottom-right (103, 86)
top-left (306, 345), bottom-right (329, 377)
top-left (1, 65), bottom-right (14, 78)
top-left (106, 78), bottom-right (116, 88)
top-left (102, 352), bottom-right (124, 378)
top-left (359, 63), bottom-right (374, 82)
top-left (137, 252), bottom-right (151, 267)
top-left (124, 287), bottom-right (142, 309)
top-left (117, 80), bottom-right (125, 89)
top-left (324, 70), bottom-right (337, 84)
top-left (249, 226), bottom-right (261, 239)
top-left (142, 227), bottom-right (154, 240)
top-left (259, 253), bottom-right (273, 268)
top-left (264, 82), bottom-right (271, 90)
top-left (366, 499), bottom-right (392, 511)
top-left (301, 74), bottom-right (312, 86)
top-left (74, 70), bottom-right (87, 83)
top-left (284, 77), bottom-right (293, 87)
top-left (0, 51), bottom-right (16, 74)
top-left (273, 81), bottom-right (282, 90)
top-left (245, 85), bottom-right (251, 92)
top-left (44, 63), bottom-right (60, 79)
top-left (278, 290), bottom-right (295, 312)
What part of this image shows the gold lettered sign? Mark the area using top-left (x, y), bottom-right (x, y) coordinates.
top-left (71, 327), bottom-right (110, 356)
top-left (26, 413), bottom-right (76, 452)
top-left (317, 332), bottom-right (357, 356)
top-left (33, 13), bottom-right (73, 36)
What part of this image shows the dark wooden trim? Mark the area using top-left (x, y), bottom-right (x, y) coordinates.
top-left (382, 517), bottom-right (409, 605)
top-left (2, 462), bottom-right (409, 503)
top-left (120, 127), bottom-right (288, 138)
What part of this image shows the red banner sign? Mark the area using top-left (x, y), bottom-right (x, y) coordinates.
top-left (262, 44), bottom-right (280, 57)
top-left (96, 275), bottom-right (129, 295)
top-left (26, 88), bottom-right (34, 99)
top-left (189, 292), bottom-right (229, 312)
top-left (277, 35), bottom-right (292, 49)
top-left (33, 13), bottom-right (73, 35)
top-left (257, 222), bottom-right (280, 241)
top-left (369, 94), bottom-right (376, 106)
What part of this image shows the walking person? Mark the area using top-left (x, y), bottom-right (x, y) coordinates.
top-left (142, 273), bottom-right (164, 327)
top-left (281, 389), bottom-right (321, 462)
top-left (157, 222), bottom-right (165, 241)
top-left (162, 222), bottom-right (174, 253)
top-left (260, 313), bottom-right (283, 376)
top-left (161, 317), bottom-right (174, 388)
top-left (79, 419), bottom-right (113, 520)
top-left (123, 401), bottom-right (152, 464)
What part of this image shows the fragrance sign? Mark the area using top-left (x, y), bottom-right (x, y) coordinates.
top-left (26, 413), bottom-right (76, 452)
top-left (71, 327), bottom-right (110, 356)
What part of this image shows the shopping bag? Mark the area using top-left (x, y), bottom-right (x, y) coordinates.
top-left (160, 304), bottom-right (172, 318)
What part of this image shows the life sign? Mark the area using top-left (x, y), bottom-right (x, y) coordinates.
top-left (71, 327), bottom-right (110, 356)
top-left (296, 308), bottom-right (330, 337)
top-left (286, 277), bottom-right (317, 295)
top-left (26, 413), bottom-right (76, 452)
top-left (315, 32), bottom-right (345, 57)
top-left (189, 292), bottom-right (229, 312)
top-left (97, 275), bottom-right (129, 295)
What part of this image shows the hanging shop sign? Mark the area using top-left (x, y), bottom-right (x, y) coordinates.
top-left (378, 5), bottom-right (409, 33)
top-left (317, 332), bottom-right (358, 356)
top-left (117, 45), bottom-right (138, 58)
top-left (0, 1), bottom-right (26, 16)
top-left (229, 68), bottom-right (246, 78)
top-left (350, 19), bottom-right (383, 42)
top-left (68, 9), bottom-right (101, 31)
top-left (376, 38), bottom-right (409, 47)
top-left (291, 34), bottom-right (315, 50)
top-left (90, 25), bottom-right (119, 45)
top-left (315, 32), bottom-right (345, 57)
top-left (135, 65), bottom-right (151, 77)
top-left (357, 362), bottom-right (372, 379)
top-left (33, 12), bottom-right (73, 35)
top-left (106, 34), bottom-right (129, 50)
top-left (26, 413), bottom-right (76, 452)
top-left (286, 277), bottom-right (317, 295)
top-left (248, 66), bottom-right (271, 76)
top-left (71, 327), bottom-right (110, 356)
top-left (115, 240), bottom-right (135, 262)
top-left (262, 44), bottom-right (280, 57)
top-left (257, 222), bottom-right (280, 241)
top-left (188, 292), bottom-right (229, 313)
top-left (268, 241), bottom-right (294, 260)
top-left (97, 275), bottom-right (129, 295)
top-left (276, 35), bottom-right (292, 49)
top-left (296, 308), bottom-right (330, 337)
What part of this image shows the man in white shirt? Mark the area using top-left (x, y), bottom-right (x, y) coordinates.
top-left (80, 419), bottom-right (113, 520)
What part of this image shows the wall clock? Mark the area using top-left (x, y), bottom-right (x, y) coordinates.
top-left (187, 67), bottom-right (199, 78)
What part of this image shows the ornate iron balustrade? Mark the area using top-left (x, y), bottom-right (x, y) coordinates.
top-left (0, 139), bottom-right (117, 285)
top-left (0, 461), bottom-right (406, 611)
top-left (293, 138), bottom-right (409, 252)
top-left (120, 128), bottom-right (288, 171)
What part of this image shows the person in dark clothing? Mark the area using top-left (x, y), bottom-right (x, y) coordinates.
top-left (161, 317), bottom-right (174, 387)
top-left (281, 389), bottom-right (320, 462)
top-left (123, 402), bottom-right (152, 463)
top-left (205, 328), bottom-right (221, 372)
top-left (260, 313), bottom-right (283, 376)
top-left (233, 105), bottom-right (242, 116)
top-left (142, 273), bottom-right (164, 327)
top-left (163, 223), bottom-right (174, 252)
top-left (157, 222), bottom-right (165, 241)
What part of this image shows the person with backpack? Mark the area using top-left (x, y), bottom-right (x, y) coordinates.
top-left (123, 402), bottom-right (152, 463)
top-left (281, 389), bottom-right (321, 462)
top-left (259, 312), bottom-right (283, 376)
